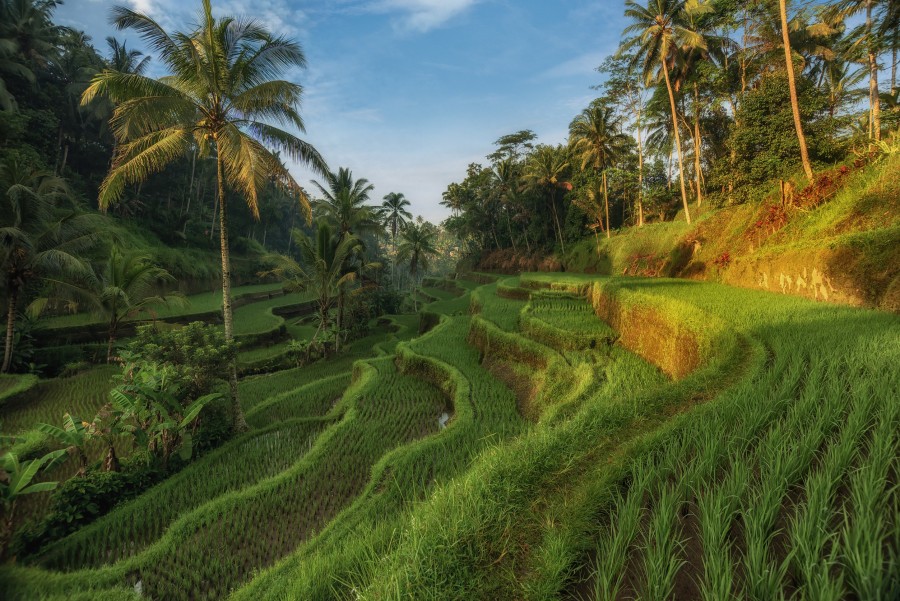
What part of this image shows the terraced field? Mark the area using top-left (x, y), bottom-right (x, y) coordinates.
top-left (1, 274), bottom-right (897, 601)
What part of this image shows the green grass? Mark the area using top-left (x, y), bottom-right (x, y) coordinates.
top-left (0, 367), bottom-right (119, 439)
top-left (2, 273), bottom-right (897, 601)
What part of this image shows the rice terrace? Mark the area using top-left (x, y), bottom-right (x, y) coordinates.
top-left (0, 0), bottom-right (897, 599)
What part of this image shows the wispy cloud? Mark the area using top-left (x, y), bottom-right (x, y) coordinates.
top-left (368, 0), bottom-right (481, 33)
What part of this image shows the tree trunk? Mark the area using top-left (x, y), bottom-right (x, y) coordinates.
top-left (549, 189), bottom-right (566, 253)
top-left (867, 0), bottom-right (881, 141)
top-left (780, 0), bottom-right (815, 183)
top-left (2, 286), bottom-right (17, 373)
top-left (891, 44), bottom-right (896, 96)
top-left (636, 108), bottom-right (645, 227)
top-left (60, 144), bottom-right (69, 175)
top-left (602, 170), bottom-right (611, 239)
top-left (693, 83), bottom-right (703, 208)
top-left (106, 323), bottom-right (116, 363)
top-left (216, 149), bottom-right (247, 433)
top-left (662, 59), bottom-right (692, 224)
top-left (104, 445), bottom-right (120, 472)
top-left (506, 210), bottom-right (517, 252)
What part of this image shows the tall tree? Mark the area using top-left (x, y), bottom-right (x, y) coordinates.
top-left (397, 221), bottom-right (438, 312)
top-left (624, 0), bottom-right (698, 223)
top-left (312, 167), bottom-right (380, 237)
top-left (569, 103), bottom-right (629, 238)
top-left (0, 160), bottom-right (104, 372)
top-left (779, 0), bottom-right (815, 182)
top-left (837, 0), bottom-right (889, 141)
top-left (262, 224), bottom-right (367, 352)
top-left (380, 192), bottom-right (412, 285)
top-left (522, 145), bottom-right (570, 253)
top-left (82, 0), bottom-right (328, 430)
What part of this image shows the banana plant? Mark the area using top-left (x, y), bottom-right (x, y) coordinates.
top-left (0, 449), bottom-right (66, 558)
top-left (110, 363), bottom-right (222, 465)
top-left (37, 414), bottom-right (92, 476)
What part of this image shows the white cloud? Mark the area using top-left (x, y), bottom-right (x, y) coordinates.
top-left (368, 0), bottom-right (481, 33)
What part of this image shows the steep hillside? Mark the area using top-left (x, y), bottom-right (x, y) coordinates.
top-left (481, 155), bottom-right (900, 311)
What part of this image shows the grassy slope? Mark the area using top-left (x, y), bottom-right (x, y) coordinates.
top-left (560, 154), bottom-right (900, 311)
top-left (2, 273), bottom-right (896, 601)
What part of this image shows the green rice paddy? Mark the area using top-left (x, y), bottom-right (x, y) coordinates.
top-left (1, 273), bottom-right (897, 601)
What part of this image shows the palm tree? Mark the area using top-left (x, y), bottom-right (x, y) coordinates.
top-left (522, 145), bottom-right (570, 253)
top-left (262, 223), bottom-right (370, 353)
top-left (0, 159), bottom-right (105, 372)
top-left (569, 104), bottom-right (629, 239)
top-left (779, 0), bottom-right (815, 182)
top-left (397, 222), bottom-right (438, 311)
top-left (312, 167), bottom-right (381, 237)
top-left (624, 0), bottom-right (699, 223)
top-left (81, 0), bottom-right (328, 430)
top-left (105, 36), bottom-right (150, 75)
top-left (835, 0), bottom-right (889, 141)
top-left (380, 192), bottom-right (412, 285)
top-left (52, 246), bottom-right (186, 362)
top-left (492, 159), bottom-right (523, 252)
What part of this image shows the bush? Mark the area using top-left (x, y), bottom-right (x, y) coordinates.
top-left (11, 455), bottom-right (166, 559)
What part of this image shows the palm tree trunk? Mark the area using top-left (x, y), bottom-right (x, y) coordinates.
top-left (662, 60), bottom-right (692, 224)
top-left (505, 210), bottom-right (517, 252)
top-left (602, 170), bottom-right (611, 239)
top-left (216, 150), bottom-right (247, 433)
top-left (636, 108), bottom-right (645, 227)
top-left (549, 189), bottom-right (566, 253)
top-left (867, 0), bottom-right (881, 141)
top-left (2, 286), bottom-right (18, 373)
top-left (780, 0), bottom-right (815, 183)
top-left (106, 323), bottom-right (116, 363)
top-left (693, 83), bottom-right (703, 208)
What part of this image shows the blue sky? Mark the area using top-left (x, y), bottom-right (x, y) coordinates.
top-left (59, 1), bottom-right (628, 222)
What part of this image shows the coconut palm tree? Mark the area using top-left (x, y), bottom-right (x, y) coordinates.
top-left (49, 245), bottom-right (186, 362)
top-left (105, 36), bottom-right (150, 75)
top-left (397, 222), bottom-right (438, 311)
top-left (262, 223), bottom-right (370, 353)
top-left (312, 167), bottom-right (381, 238)
top-left (522, 145), bottom-right (570, 253)
top-left (569, 104), bottom-right (629, 239)
top-left (779, 0), bottom-right (815, 182)
top-left (380, 192), bottom-right (412, 285)
top-left (381, 192), bottom-right (412, 244)
top-left (623, 0), bottom-right (699, 223)
top-left (81, 0), bottom-right (328, 430)
top-left (0, 159), bottom-right (105, 372)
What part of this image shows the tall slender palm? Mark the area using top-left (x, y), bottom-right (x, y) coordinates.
top-left (81, 0), bottom-right (328, 429)
top-left (380, 192), bottom-right (412, 285)
top-left (397, 222), bottom-right (438, 312)
top-left (312, 167), bottom-right (381, 237)
top-left (0, 160), bottom-right (105, 372)
top-left (492, 159), bottom-right (522, 252)
top-left (569, 104), bottom-right (629, 238)
top-left (779, 0), bottom-right (815, 182)
top-left (262, 223), bottom-right (368, 352)
top-left (522, 145), bottom-right (570, 253)
top-left (624, 0), bottom-right (699, 223)
top-left (837, 0), bottom-right (889, 141)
